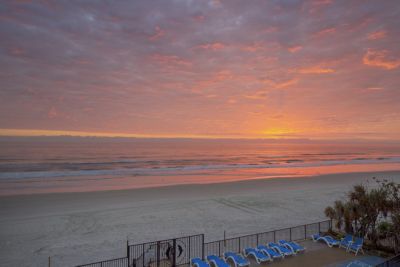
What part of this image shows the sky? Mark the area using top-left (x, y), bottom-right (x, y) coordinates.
top-left (0, 0), bottom-right (400, 140)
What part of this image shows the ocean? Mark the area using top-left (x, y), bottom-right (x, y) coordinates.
top-left (1, 137), bottom-right (400, 195)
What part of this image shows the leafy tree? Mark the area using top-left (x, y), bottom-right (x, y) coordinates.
top-left (324, 178), bottom-right (400, 253)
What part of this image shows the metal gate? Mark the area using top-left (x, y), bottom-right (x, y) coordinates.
top-left (128, 234), bottom-right (204, 267)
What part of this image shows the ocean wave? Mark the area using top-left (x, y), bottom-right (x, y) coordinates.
top-left (1, 156), bottom-right (400, 180)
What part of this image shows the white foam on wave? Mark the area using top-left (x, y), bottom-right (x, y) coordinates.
top-left (1, 156), bottom-right (400, 180)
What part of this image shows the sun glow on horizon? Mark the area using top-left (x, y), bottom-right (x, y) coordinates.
top-left (1, 128), bottom-right (400, 142)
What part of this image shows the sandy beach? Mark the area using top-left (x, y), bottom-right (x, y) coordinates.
top-left (1, 170), bottom-right (400, 267)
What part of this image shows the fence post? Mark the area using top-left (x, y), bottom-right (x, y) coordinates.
top-left (238, 238), bottom-right (241, 253)
top-left (290, 228), bottom-right (292, 241)
top-left (304, 224), bottom-right (307, 240)
top-left (127, 240), bottom-right (130, 259)
top-left (256, 234), bottom-right (259, 246)
top-left (218, 241), bottom-right (221, 256)
top-left (273, 231), bottom-right (276, 242)
top-left (188, 236), bottom-right (191, 261)
top-left (202, 234), bottom-right (205, 260)
top-left (142, 243), bottom-right (145, 267)
top-left (157, 241), bottom-right (160, 267)
top-left (318, 222), bottom-right (321, 233)
top-left (48, 256), bottom-right (50, 267)
top-left (223, 231), bottom-right (226, 254)
top-left (172, 239), bottom-right (176, 267)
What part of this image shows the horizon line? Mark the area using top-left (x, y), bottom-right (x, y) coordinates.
top-left (0, 128), bottom-right (399, 142)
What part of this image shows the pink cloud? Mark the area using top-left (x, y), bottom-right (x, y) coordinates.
top-left (227, 98), bottom-right (237, 104)
top-left (363, 49), bottom-right (400, 70)
top-left (214, 70), bottom-right (232, 81)
top-left (48, 107), bottom-right (58, 119)
top-left (367, 87), bottom-right (384, 91)
top-left (8, 47), bottom-right (25, 57)
top-left (244, 90), bottom-right (267, 100)
top-left (262, 78), bottom-right (299, 89)
top-left (262, 26), bottom-right (278, 33)
top-left (193, 15), bottom-right (205, 22)
top-left (288, 45), bottom-right (302, 53)
top-left (196, 42), bottom-right (226, 51)
top-left (274, 79), bottom-right (298, 89)
top-left (308, 0), bottom-right (333, 14)
top-left (148, 26), bottom-right (165, 41)
top-left (367, 30), bottom-right (386, 40)
top-left (241, 43), bottom-right (264, 52)
top-left (314, 27), bottom-right (336, 37)
top-left (151, 54), bottom-right (192, 67)
top-left (296, 66), bottom-right (335, 74)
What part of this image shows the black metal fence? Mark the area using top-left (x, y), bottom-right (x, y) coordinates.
top-left (76, 257), bottom-right (128, 267)
top-left (204, 220), bottom-right (331, 257)
top-left (76, 220), bottom-right (332, 267)
top-left (127, 234), bottom-right (204, 267)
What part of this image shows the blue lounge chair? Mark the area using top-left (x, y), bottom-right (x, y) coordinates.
top-left (224, 252), bottom-right (250, 267)
top-left (207, 255), bottom-right (230, 267)
top-left (268, 242), bottom-right (293, 256)
top-left (257, 245), bottom-right (283, 260)
top-left (347, 237), bottom-right (364, 255)
top-left (319, 235), bottom-right (340, 247)
top-left (278, 240), bottom-right (305, 253)
top-left (243, 247), bottom-right (271, 263)
top-left (311, 233), bottom-right (321, 241)
top-left (339, 234), bottom-right (353, 249)
top-left (191, 258), bottom-right (210, 267)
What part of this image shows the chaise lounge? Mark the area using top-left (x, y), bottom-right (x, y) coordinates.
top-left (339, 234), bottom-right (353, 250)
top-left (268, 242), bottom-right (294, 256)
top-left (257, 245), bottom-right (284, 260)
top-left (347, 237), bottom-right (364, 256)
top-left (278, 239), bottom-right (306, 253)
top-left (191, 258), bottom-right (210, 267)
top-left (224, 252), bottom-right (250, 267)
top-left (207, 255), bottom-right (230, 267)
top-left (243, 247), bottom-right (271, 263)
top-left (311, 234), bottom-right (340, 247)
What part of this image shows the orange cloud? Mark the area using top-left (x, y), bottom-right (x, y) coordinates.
top-left (196, 42), bottom-right (226, 51)
top-left (149, 26), bottom-right (165, 41)
top-left (260, 78), bottom-right (298, 89)
top-left (367, 30), bottom-right (386, 40)
top-left (214, 70), bottom-right (232, 81)
top-left (288, 45), bottom-right (302, 53)
top-left (363, 49), bottom-right (400, 70)
top-left (151, 53), bottom-right (192, 67)
top-left (275, 79), bottom-right (298, 89)
top-left (296, 66), bottom-right (335, 74)
top-left (244, 90), bottom-right (267, 100)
